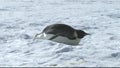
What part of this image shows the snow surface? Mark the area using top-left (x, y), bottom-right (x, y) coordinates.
top-left (0, 0), bottom-right (120, 67)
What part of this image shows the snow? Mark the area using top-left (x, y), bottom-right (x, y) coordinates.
top-left (0, 0), bottom-right (120, 67)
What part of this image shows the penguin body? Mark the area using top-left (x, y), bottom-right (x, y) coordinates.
top-left (35, 24), bottom-right (88, 45)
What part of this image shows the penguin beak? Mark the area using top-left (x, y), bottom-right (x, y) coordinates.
top-left (85, 33), bottom-right (91, 35)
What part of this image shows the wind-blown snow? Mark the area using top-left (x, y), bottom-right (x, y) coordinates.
top-left (0, 0), bottom-right (120, 67)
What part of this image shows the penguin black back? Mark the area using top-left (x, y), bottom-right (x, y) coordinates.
top-left (42, 24), bottom-right (76, 39)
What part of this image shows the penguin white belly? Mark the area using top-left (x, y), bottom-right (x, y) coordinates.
top-left (52, 35), bottom-right (80, 45)
top-left (36, 33), bottom-right (80, 45)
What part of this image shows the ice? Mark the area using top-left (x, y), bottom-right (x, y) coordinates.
top-left (0, 0), bottom-right (120, 67)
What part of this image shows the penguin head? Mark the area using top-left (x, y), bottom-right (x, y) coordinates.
top-left (76, 30), bottom-right (89, 39)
